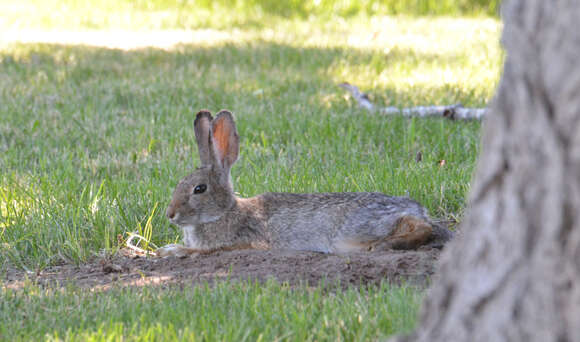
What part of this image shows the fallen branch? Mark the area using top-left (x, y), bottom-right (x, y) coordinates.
top-left (338, 82), bottom-right (488, 120)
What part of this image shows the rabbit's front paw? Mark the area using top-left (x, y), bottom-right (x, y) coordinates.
top-left (156, 244), bottom-right (197, 258)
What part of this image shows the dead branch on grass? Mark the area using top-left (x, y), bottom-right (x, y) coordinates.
top-left (339, 82), bottom-right (487, 120)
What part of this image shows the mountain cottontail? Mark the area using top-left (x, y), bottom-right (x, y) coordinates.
top-left (157, 110), bottom-right (452, 257)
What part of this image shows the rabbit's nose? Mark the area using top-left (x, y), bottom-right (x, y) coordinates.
top-left (166, 207), bottom-right (176, 220)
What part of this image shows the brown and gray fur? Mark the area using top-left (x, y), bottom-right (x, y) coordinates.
top-left (158, 110), bottom-right (452, 257)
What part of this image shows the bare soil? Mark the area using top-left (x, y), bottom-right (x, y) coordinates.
top-left (4, 247), bottom-right (443, 290)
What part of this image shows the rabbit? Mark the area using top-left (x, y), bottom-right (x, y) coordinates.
top-left (157, 110), bottom-right (453, 257)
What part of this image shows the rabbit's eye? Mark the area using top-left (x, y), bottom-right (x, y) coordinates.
top-left (193, 184), bottom-right (207, 194)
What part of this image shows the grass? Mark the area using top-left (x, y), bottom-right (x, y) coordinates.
top-left (1, 280), bottom-right (422, 341)
top-left (1, 0), bottom-right (499, 31)
top-left (1, 1), bottom-right (502, 340)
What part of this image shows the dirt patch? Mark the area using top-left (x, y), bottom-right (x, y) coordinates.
top-left (4, 248), bottom-right (443, 290)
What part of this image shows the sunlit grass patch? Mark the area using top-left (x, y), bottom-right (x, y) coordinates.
top-left (1, 0), bottom-right (499, 32)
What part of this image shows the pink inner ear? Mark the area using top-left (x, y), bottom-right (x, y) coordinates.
top-left (212, 117), bottom-right (231, 165)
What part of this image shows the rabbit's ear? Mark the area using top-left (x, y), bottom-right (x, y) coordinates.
top-left (210, 110), bottom-right (239, 173)
top-left (194, 110), bottom-right (214, 165)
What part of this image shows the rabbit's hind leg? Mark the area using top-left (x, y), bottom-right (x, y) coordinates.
top-left (372, 216), bottom-right (433, 250)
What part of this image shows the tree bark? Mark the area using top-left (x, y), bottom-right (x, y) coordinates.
top-left (396, 1), bottom-right (580, 341)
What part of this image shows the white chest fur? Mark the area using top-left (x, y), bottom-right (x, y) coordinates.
top-left (182, 225), bottom-right (200, 248)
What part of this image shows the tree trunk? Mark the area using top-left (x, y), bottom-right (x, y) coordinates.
top-left (396, 1), bottom-right (580, 341)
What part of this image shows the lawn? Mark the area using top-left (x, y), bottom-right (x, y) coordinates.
top-left (0, 0), bottom-right (502, 340)
top-left (1, 280), bottom-right (425, 341)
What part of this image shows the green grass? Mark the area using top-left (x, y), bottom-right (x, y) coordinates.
top-left (1, 280), bottom-right (422, 341)
top-left (1, 4), bottom-right (501, 340)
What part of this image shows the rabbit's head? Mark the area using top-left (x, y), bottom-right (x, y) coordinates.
top-left (166, 110), bottom-right (240, 227)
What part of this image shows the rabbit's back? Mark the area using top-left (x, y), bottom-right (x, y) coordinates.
top-left (258, 192), bottom-right (432, 253)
